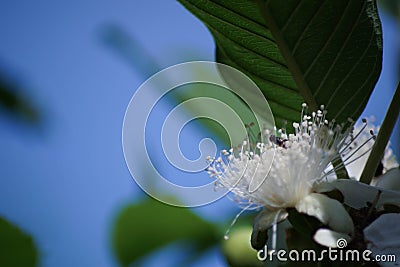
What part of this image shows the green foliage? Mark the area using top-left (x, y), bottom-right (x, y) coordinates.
top-left (111, 1), bottom-right (393, 266)
top-left (284, 227), bottom-right (318, 267)
top-left (102, 25), bottom-right (258, 146)
top-left (101, 25), bottom-right (159, 78)
top-left (168, 83), bottom-right (260, 146)
top-left (0, 216), bottom-right (38, 267)
top-left (178, 0), bottom-right (383, 128)
top-left (379, 0), bottom-right (400, 20)
top-left (222, 225), bottom-right (263, 267)
top-left (0, 74), bottom-right (39, 123)
top-left (287, 209), bottom-right (322, 237)
top-left (360, 82), bottom-right (400, 184)
top-left (112, 197), bottom-right (219, 267)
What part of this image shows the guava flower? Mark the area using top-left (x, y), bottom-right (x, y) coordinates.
top-left (317, 168), bottom-right (400, 210)
top-left (207, 104), bottom-right (361, 248)
top-left (364, 213), bottom-right (400, 267)
top-left (315, 156), bottom-right (400, 248)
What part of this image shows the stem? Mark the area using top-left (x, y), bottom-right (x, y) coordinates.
top-left (332, 158), bottom-right (350, 179)
top-left (360, 81), bottom-right (400, 184)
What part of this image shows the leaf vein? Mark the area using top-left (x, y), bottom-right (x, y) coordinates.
top-left (333, 56), bottom-right (379, 121)
top-left (325, 28), bottom-right (375, 108)
top-left (312, 1), bottom-right (367, 97)
top-left (292, 0), bottom-right (328, 56)
top-left (217, 44), bottom-right (302, 113)
top-left (281, 1), bottom-right (302, 33)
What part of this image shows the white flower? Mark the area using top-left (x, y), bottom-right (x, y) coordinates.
top-left (316, 169), bottom-right (400, 210)
top-left (375, 168), bottom-right (400, 191)
top-left (207, 104), bottom-right (356, 248)
top-left (363, 213), bottom-right (400, 267)
top-left (314, 160), bottom-right (400, 249)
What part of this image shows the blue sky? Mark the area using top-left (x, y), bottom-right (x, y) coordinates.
top-left (0, 1), bottom-right (398, 267)
top-left (0, 1), bottom-right (224, 266)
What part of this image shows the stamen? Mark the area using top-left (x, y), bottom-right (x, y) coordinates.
top-left (323, 139), bottom-right (376, 178)
top-left (342, 135), bottom-right (375, 163)
top-left (223, 205), bottom-right (252, 240)
top-left (208, 104), bottom-right (381, 241)
top-left (270, 210), bottom-right (281, 252)
top-left (245, 123), bottom-right (258, 150)
top-left (339, 118), bottom-right (368, 154)
top-left (341, 147), bottom-right (374, 167)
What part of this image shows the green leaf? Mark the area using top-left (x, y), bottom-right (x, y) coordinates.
top-left (0, 216), bottom-right (38, 267)
top-left (285, 227), bottom-right (320, 267)
top-left (178, 0), bottom-right (383, 128)
top-left (112, 197), bottom-right (219, 267)
top-left (287, 208), bottom-right (322, 237)
top-left (222, 225), bottom-right (264, 267)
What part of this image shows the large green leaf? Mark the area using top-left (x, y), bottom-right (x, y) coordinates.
top-left (0, 216), bottom-right (38, 267)
top-left (178, 0), bottom-right (383, 128)
top-left (112, 197), bottom-right (219, 267)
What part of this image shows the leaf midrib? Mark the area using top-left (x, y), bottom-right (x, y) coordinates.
top-left (217, 44), bottom-right (302, 114)
top-left (180, 0), bottom-right (289, 71)
top-left (256, 0), bottom-right (318, 111)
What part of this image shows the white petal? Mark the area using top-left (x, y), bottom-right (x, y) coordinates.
top-left (295, 193), bottom-right (354, 234)
top-left (364, 213), bottom-right (400, 267)
top-left (316, 179), bottom-right (400, 209)
top-left (313, 228), bottom-right (351, 248)
top-left (313, 181), bottom-right (335, 192)
top-left (364, 213), bottom-right (400, 249)
top-left (375, 168), bottom-right (400, 191)
top-left (253, 208), bottom-right (288, 232)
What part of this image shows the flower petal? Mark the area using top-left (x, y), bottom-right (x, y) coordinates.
top-left (313, 228), bottom-right (351, 248)
top-left (375, 168), bottom-right (400, 191)
top-left (316, 179), bottom-right (400, 209)
top-left (364, 213), bottom-right (400, 267)
top-left (364, 213), bottom-right (400, 249)
top-left (295, 193), bottom-right (353, 235)
top-left (253, 208), bottom-right (288, 232)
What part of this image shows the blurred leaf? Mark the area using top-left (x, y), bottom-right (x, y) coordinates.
top-left (0, 216), bottom-right (38, 267)
top-left (169, 83), bottom-right (261, 146)
top-left (378, 0), bottom-right (400, 20)
top-left (101, 24), bottom-right (159, 77)
top-left (178, 0), bottom-right (383, 128)
top-left (102, 25), bottom-right (260, 146)
top-left (0, 73), bottom-right (39, 123)
top-left (112, 197), bottom-right (219, 267)
top-left (222, 225), bottom-right (263, 267)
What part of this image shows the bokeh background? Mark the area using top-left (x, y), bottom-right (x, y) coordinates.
top-left (0, 1), bottom-right (399, 267)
